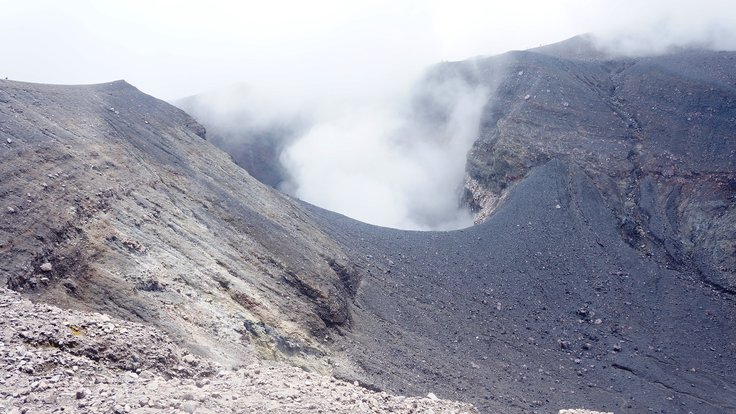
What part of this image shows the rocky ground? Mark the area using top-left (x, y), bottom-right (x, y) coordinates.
top-left (0, 287), bottom-right (478, 413)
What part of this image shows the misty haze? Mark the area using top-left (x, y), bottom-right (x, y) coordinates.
top-left (180, 66), bottom-right (493, 230)
top-left (1, 1), bottom-right (735, 413)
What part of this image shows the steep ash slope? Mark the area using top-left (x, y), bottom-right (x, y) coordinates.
top-left (309, 159), bottom-right (736, 414)
top-left (0, 79), bottom-right (357, 370)
top-left (296, 42), bottom-right (736, 413)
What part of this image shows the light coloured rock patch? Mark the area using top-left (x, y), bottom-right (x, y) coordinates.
top-left (0, 288), bottom-right (477, 413)
top-left (464, 174), bottom-right (506, 224)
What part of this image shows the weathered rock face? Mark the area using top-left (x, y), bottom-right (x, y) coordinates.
top-left (0, 79), bottom-right (357, 370)
top-left (0, 81), bottom-right (485, 414)
top-left (455, 39), bottom-right (736, 294)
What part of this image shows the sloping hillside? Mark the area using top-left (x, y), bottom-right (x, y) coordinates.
top-left (307, 40), bottom-right (736, 413)
top-left (310, 158), bottom-right (736, 413)
top-left (0, 79), bottom-right (357, 371)
top-left (462, 39), bottom-right (736, 295)
top-left (0, 287), bottom-right (478, 413)
top-left (309, 40), bottom-right (736, 413)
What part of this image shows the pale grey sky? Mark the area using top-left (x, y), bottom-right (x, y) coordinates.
top-left (1, 0), bottom-right (734, 100)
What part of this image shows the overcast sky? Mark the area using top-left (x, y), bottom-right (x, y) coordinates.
top-left (2, 0), bottom-right (734, 100)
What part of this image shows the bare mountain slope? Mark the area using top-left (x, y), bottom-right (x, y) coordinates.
top-left (459, 40), bottom-right (736, 296)
top-left (0, 79), bottom-right (358, 371)
top-left (327, 42), bottom-right (735, 413)
top-left (308, 158), bottom-right (736, 413)
top-left (0, 287), bottom-right (478, 413)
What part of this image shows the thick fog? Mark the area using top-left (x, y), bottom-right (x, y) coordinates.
top-left (279, 73), bottom-right (490, 230)
top-left (3, 0), bottom-right (735, 229)
top-left (586, 0), bottom-right (736, 55)
top-left (178, 64), bottom-right (494, 230)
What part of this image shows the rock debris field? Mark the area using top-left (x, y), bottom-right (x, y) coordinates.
top-left (0, 288), bottom-right (478, 413)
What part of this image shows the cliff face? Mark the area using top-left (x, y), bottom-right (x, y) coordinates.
top-left (0, 79), bottom-right (357, 370)
top-left (457, 40), bottom-right (736, 295)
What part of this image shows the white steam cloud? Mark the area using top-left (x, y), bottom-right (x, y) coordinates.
top-left (579, 0), bottom-right (736, 56)
top-left (280, 77), bottom-right (488, 230)
top-left (179, 62), bottom-right (493, 230)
